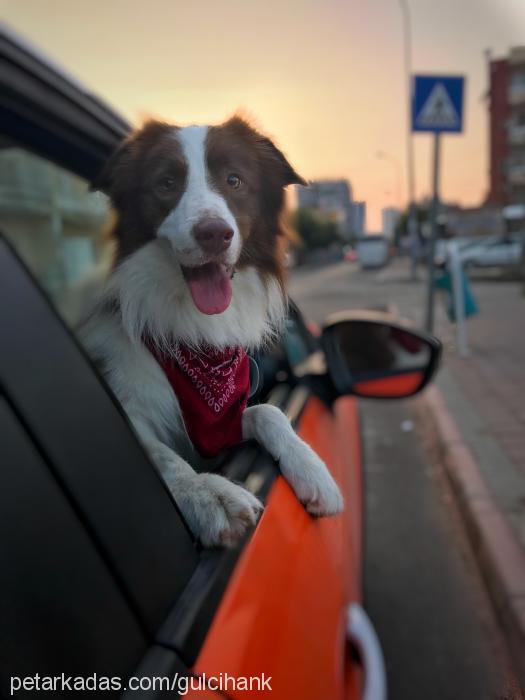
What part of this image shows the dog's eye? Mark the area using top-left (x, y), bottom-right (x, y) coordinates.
top-left (227, 173), bottom-right (242, 189)
top-left (158, 176), bottom-right (176, 191)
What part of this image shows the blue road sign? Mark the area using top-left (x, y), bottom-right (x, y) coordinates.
top-left (412, 75), bottom-right (465, 133)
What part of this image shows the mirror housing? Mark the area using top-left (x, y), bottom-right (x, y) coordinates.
top-left (321, 312), bottom-right (441, 399)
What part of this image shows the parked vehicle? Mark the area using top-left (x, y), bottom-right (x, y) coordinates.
top-left (356, 236), bottom-right (389, 269)
top-left (344, 248), bottom-right (359, 263)
top-left (435, 234), bottom-right (524, 270)
top-left (0, 25), bottom-right (441, 699)
top-left (459, 234), bottom-right (524, 269)
top-left (503, 204), bottom-right (525, 234)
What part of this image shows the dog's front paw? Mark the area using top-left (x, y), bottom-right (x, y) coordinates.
top-left (280, 441), bottom-right (344, 517)
top-left (177, 473), bottom-right (264, 548)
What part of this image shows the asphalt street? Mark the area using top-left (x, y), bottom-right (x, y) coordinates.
top-left (290, 260), bottom-right (521, 700)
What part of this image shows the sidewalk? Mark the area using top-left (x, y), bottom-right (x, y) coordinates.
top-left (376, 258), bottom-right (525, 684)
top-left (430, 274), bottom-right (525, 685)
top-left (430, 269), bottom-right (525, 538)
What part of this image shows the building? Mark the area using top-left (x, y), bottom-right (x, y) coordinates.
top-left (381, 207), bottom-right (401, 241)
top-left (297, 179), bottom-right (352, 237)
top-left (487, 46), bottom-right (525, 206)
top-left (297, 179), bottom-right (365, 239)
top-left (443, 205), bottom-right (503, 238)
top-left (349, 201), bottom-right (366, 237)
top-left (297, 179), bottom-right (352, 213)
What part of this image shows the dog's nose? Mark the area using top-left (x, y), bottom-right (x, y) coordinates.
top-left (193, 219), bottom-right (234, 255)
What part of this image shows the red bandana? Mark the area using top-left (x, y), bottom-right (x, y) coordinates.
top-left (145, 341), bottom-right (250, 458)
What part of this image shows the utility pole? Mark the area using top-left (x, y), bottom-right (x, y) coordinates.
top-left (376, 150), bottom-right (402, 208)
top-left (397, 0), bottom-right (419, 280)
top-left (425, 132), bottom-right (441, 332)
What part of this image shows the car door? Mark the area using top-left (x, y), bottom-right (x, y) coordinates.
top-left (183, 314), bottom-right (364, 700)
top-left (275, 309), bottom-right (363, 599)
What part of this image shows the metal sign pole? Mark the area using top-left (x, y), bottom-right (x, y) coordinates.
top-left (425, 131), bottom-right (441, 333)
top-left (413, 74), bottom-right (464, 333)
top-left (448, 240), bottom-right (469, 357)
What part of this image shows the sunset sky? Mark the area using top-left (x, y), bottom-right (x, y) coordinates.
top-left (3, 0), bottom-right (525, 230)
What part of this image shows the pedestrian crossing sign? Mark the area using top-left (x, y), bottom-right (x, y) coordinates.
top-left (412, 75), bottom-right (464, 133)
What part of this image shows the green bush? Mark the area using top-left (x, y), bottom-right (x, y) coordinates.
top-left (294, 208), bottom-right (340, 251)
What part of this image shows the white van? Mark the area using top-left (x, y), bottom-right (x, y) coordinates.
top-left (357, 235), bottom-right (389, 269)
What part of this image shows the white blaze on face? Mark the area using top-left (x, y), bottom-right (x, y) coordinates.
top-left (157, 125), bottom-right (240, 267)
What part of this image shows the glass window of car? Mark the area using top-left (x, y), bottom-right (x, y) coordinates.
top-left (0, 139), bottom-right (318, 400)
top-left (0, 138), bottom-right (112, 326)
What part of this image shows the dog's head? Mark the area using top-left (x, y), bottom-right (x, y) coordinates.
top-left (94, 116), bottom-right (305, 316)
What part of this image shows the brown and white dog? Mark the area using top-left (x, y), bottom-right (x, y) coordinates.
top-left (80, 116), bottom-right (343, 547)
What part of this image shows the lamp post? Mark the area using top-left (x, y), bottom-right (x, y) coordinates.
top-left (397, 0), bottom-right (419, 280)
top-left (376, 150), bottom-right (402, 208)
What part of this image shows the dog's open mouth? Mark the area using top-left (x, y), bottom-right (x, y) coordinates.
top-left (181, 262), bottom-right (234, 315)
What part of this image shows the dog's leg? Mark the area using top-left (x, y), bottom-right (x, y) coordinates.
top-left (242, 404), bottom-right (343, 516)
top-left (131, 415), bottom-right (263, 547)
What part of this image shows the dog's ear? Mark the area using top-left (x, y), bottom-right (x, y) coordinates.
top-left (256, 135), bottom-right (308, 188)
top-left (91, 120), bottom-right (174, 199)
top-left (89, 137), bottom-right (134, 196)
top-left (225, 115), bottom-right (307, 188)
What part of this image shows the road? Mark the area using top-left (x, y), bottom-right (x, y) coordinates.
top-left (290, 260), bottom-right (521, 700)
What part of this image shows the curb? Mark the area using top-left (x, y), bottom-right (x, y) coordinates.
top-left (423, 385), bottom-right (525, 689)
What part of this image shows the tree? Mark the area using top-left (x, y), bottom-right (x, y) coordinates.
top-left (394, 202), bottom-right (431, 245)
top-left (293, 208), bottom-right (341, 251)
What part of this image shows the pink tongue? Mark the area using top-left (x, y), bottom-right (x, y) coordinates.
top-left (184, 262), bottom-right (232, 315)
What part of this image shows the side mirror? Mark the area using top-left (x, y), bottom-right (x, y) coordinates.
top-left (321, 314), bottom-right (441, 399)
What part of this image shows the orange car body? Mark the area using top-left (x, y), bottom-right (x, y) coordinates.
top-left (188, 395), bottom-right (363, 699)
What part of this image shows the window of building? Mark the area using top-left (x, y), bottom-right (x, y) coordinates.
top-left (510, 69), bottom-right (525, 87)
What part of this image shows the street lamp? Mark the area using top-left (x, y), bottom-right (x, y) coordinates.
top-left (397, 0), bottom-right (419, 280)
top-left (376, 150), bottom-right (402, 207)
